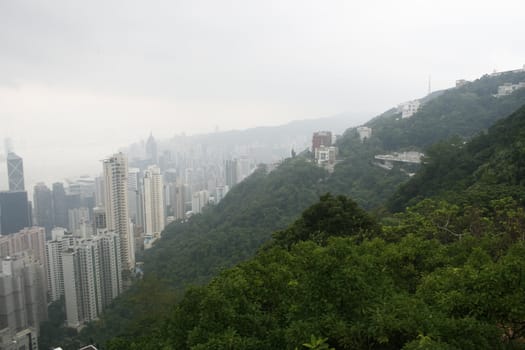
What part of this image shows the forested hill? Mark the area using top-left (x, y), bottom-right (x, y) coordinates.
top-left (388, 104), bottom-right (525, 212)
top-left (361, 69), bottom-right (525, 150)
top-left (325, 69), bottom-right (525, 207)
top-left (105, 102), bottom-right (525, 349)
top-left (67, 70), bottom-right (525, 348)
top-left (143, 158), bottom-right (327, 287)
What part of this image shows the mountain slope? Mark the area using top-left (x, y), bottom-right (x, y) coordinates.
top-left (388, 104), bottom-right (525, 211)
top-left (324, 70), bottom-right (525, 208)
top-left (70, 69), bottom-right (525, 348)
top-left (106, 101), bottom-right (525, 349)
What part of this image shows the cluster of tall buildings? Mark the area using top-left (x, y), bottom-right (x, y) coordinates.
top-left (0, 135), bottom-right (258, 339)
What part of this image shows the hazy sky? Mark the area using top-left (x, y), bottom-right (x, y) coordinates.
top-left (1, 0), bottom-right (524, 190)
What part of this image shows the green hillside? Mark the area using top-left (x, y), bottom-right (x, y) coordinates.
top-left (327, 70), bottom-right (525, 208)
top-left (144, 158), bottom-right (328, 288)
top-left (388, 104), bottom-right (525, 212)
top-left (106, 103), bottom-right (525, 349)
top-left (50, 70), bottom-right (525, 349)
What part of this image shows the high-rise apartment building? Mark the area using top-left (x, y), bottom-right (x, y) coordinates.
top-left (61, 233), bottom-right (122, 328)
top-left (62, 244), bottom-right (100, 328)
top-left (102, 153), bottom-right (134, 272)
top-left (96, 232), bottom-right (122, 305)
top-left (142, 166), bottom-right (165, 235)
top-left (0, 227), bottom-right (46, 267)
top-left (0, 255), bottom-right (47, 338)
top-left (46, 236), bottom-right (67, 302)
top-left (7, 152), bottom-right (25, 191)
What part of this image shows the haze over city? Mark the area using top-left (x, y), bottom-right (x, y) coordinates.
top-left (1, 0), bottom-right (524, 189)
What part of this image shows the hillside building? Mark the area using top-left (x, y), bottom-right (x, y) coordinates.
top-left (399, 100), bottom-right (421, 119)
top-left (357, 127), bottom-right (372, 142)
top-left (495, 82), bottom-right (525, 97)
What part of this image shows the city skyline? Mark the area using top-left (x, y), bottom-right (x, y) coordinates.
top-left (2, 0), bottom-right (525, 193)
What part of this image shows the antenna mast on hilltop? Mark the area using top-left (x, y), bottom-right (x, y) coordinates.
top-left (428, 75), bottom-right (432, 95)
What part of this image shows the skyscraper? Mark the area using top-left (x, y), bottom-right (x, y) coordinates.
top-left (33, 183), bottom-right (54, 236)
top-left (127, 168), bottom-right (142, 227)
top-left (103, 153), bottom-right (134, 272)
top-left (7, 152), bottom-right (25, 191)
top-left (145, 133), bottom-right (158, 165)
top-left (52, 182), bottom-right (68, 229)
top-left (142, 166), bottom-right (165, 235)
top-left (169, 182), bottom-right (186, 220)
top-left (225, 159), bottom-right (238, 188)
top-left (0, 191), bottom-right (30, 235)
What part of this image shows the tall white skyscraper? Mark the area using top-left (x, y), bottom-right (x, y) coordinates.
top-left (142, 166), bottom-right (165, 235)
top-left (102, 153), bottom-right (134, 272)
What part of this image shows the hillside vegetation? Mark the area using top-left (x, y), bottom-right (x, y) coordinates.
top-left (61, 70), bottom-right (525, 349)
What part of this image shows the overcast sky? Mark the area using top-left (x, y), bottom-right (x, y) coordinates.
top-left (1, 0), bottom-right (524, 190)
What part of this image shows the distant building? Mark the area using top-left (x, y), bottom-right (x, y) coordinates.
top-left (0, 327), bottom-right (39, 350)
top-left (34, 183), bottom-right (54, 236)
top-left (236, 157), bottom-right (252, 182)
top-left (92, 207), bottom-right (107, 233)
top-left (224, 159), bottom-right (238, 188)
top-left (490, 64), bottom-right (525, 76)
top-left (0, 227), bottom-right (47, 267)
top-left (399, 100), bottom-right (421, 118)
top-left (7, 152), bottom-right (25, 192)
top-left (312, 131), bottom-right (333, 152)
top-left (215, 185), bottom-right (229, 203)
top-left (142, 166), bottom-right (165, 236)
top-left (68, 207), bottom-right (90, 237)
top-left (53, 182), bottom-right (68, 229)
top-left (495, 82), bottom-right (525, 97)
top-left (374, 151), bottom-right (424, 171)
top-left (0, 191), bottom-right (30, 235)
top-left (169, 182), bottom-right (186, 221)
top-left (455, 79), bottom-right (469, 87)
top-left (0, 255), bottom-right (47, 345)
top-left (146, 133), bottom-right (158, 165)
top-left (315, 146), bottom-right (338, 165)
top-left (127, 168), bottom-right (142, 227)
top-left (46, 234), bottom-right (68, 302)
top-left (191, 190), bottom-right (209, 215)
top-left (356, 127), bottom-right (372, 142)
